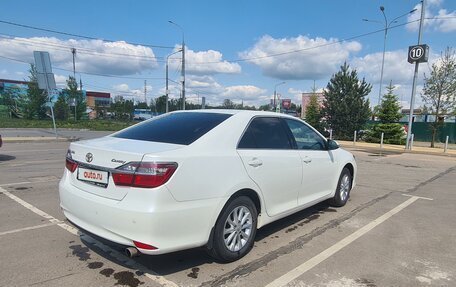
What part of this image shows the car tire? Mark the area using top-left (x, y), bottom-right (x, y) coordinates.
top-left (328, 167), bottom-right (352, 207)
top-left (207, 196), bottom-right (258, 262)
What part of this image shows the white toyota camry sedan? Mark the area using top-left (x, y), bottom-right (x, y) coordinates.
top-left (59, 110), bottom-right (356, 262)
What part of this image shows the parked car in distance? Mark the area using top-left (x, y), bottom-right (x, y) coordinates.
top-left (59, 110), bottom-right (357, 262)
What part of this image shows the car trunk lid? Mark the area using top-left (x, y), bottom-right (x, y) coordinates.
top-left (67, 136), bottom-right (183, 200)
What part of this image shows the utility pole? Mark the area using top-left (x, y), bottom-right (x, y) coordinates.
top-left (168, 20), bottom-right (185, 110)
top-left (71, 48), bottom-right (76, 79)
top-left (378, 6), bottom-right (387, 107)
top-left (165, 59), bottom-right (169, 113)
top-left (144, 80), bottom-right (147, 104)
top-left (181, 39), bottom-right (185, 110)
top-left (406, 0), bottom-right (425, 150)
top-left (165, 49), bottom-right (183, 113)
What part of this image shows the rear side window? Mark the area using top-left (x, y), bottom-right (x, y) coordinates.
top-left (238, 117), bottom-right (292, 149)
top-left (113, 112), bottom-right (232, 145)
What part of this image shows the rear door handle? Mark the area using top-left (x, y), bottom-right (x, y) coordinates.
top-left (302, 156), bottom-right (312, 164)
top-left (248, 158), bottom-right (263, 167)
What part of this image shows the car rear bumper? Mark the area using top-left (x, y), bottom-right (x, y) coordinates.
top-left (59, 171), bottom-right (224, 255)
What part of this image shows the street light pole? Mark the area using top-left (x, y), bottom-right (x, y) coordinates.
top-left (165, 49), bottom-right (182, 113)
top-left (273, 81), bottom-right (285, 113)
top-left (406, 0), bottom-right (425, 150)
top-left (363, 7), bottom-right (417, 108)
top-left (378, 6), bottom-right (387, 107)
top-left (168, 20), bottom-right (185, 110)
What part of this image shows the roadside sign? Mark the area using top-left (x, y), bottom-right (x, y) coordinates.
top-left (33, 51), bottom-right (57, 138)
top-left (68, 98), bottom-right (77, 107)
top-left (36, 73), bottom-right (56, 90)
top-left (407, 44), bottom-right (429, 64)
top-left (33, 51), bottom-right (57, 90)
top-left (33, 51), bottom-right (53, 73)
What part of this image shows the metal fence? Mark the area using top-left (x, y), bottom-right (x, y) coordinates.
top-left (403, 122), bottom-right (456, 144)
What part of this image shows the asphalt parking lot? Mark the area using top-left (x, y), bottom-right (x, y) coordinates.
top-left (0, 139), bottom-right (455, 287)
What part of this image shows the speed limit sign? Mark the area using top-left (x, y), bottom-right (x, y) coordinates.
top-left (408, 44), bottom-right (429, 64)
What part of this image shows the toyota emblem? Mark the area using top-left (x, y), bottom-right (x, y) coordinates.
top-left (86, 153), bottom-right (93, 163)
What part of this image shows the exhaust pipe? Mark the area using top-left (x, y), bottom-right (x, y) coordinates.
top-left (125, 247), bottom-right (140, 258)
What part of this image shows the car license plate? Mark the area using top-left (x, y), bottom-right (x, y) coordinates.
top-left (78, 167), bottom-right (109, 185)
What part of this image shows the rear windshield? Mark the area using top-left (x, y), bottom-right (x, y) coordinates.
top-left (113, 112), bottom-right (232, 145)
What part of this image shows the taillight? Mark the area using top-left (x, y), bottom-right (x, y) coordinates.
top-left (65, 158), bottom-right (78, 173)
top-left (112, 162), bottom-right (177, 188)
top-left (133, 241), bottom-right (157, 250)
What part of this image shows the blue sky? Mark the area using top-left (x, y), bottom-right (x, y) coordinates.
top-left (1, 0), bottom-right (455, 108)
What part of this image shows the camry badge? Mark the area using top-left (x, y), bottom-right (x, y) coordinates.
top-left (86, 153), bottom-right (93, 163)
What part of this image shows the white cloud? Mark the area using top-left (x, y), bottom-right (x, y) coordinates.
top-left (222, 85), bottom-right (267, 101)
top-left (406, 1), bottom-right (456, 32)
top-left (353, 50), bottom-right (415, 85)
top-left (54, 74), bottom-right (68, 88)
top-left (187, 75), bottom-right (224, 94)
top-left (351, 49), bottom-right (443, 107)
top-left (0, 36), bottom-right (158, 76)
top-left (113, 83), bottom-right (130, 92)
top-left (170, 75), bottom-right (267, 106)
top-left (353, 48), bottom-right (441, 87)
top-left (240, 35), bottom-right (362, 80)
top-left (168, 47), bottom-right (241, 75)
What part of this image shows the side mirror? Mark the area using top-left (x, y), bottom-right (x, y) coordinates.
top-left (327, 139), bottom-right (339, 150)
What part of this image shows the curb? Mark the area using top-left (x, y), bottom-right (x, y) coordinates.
top-left (2, 137), bottom-right (75, 143)
top-left (340, 143), bottom-right (456, 158)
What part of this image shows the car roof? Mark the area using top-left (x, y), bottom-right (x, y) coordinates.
top-left (170, 109), bottom-right (298, 119)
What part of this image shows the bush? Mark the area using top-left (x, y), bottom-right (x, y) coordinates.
top-left (364, 123), bottom-right (406, 145)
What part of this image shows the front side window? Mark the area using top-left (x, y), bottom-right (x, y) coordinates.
top-left (238, 117), bottom-right (292, 149)
top-left (284, 119), bottom-right (327, 150)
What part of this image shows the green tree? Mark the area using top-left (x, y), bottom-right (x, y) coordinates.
top-left (422, 47), bottom-right (456, 147)
top-left (155, 95), bottom-right (167, 113)
top-left (322, 62), bottom-right (372, 139)
top-left (365, 82), bottom-right (405, 144)
top-left (135, 102), bottom-right (149, 109)
top-left (64, 76), bottom-right (86, 120)
top-left (258, 104), bottom-right (271, 111)
top-left (377, 82), bottom-right (402, 123)
top-left (222, 99), bottom-right (236, 109)
top-left (54, 92), bottom-right (69, 120)
top-left (305, 94), bottom-right (323, 132)
top-left (25, 64), bottom-right (48, 119)
top-left (109, 96), bottom-right (134, 120)
top-left (0, 86), bottom-right (23, 117)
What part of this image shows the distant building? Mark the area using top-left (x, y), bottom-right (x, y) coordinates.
top-left (86, 91), bottom-right (111, 119)
top-left (400, 108), bottom-right (455, 123)
top-left (0, 78), bottom-right (111, 119)
top-left (0, 78), bottom-right (29, 89)
top-left (301, 92), bottom-right (324, 119)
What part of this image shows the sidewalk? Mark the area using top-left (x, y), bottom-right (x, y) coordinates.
top-left (338, 140), bottom-right (456, 157)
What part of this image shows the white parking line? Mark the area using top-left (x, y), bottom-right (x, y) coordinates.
top-left (402, 193), bottom-right (433, 201)
top-left (0, 178), bottom-right (60, 187)
top-left (0, 222), bottom-right (56, 236)
top-left (6, 159), bottom-right (63, 167)
top-left (266, 196), bottom-right (429, 287)
top-left (0, 181), bottom-right (33, 187)
top-left (0, 187), bottom-right (179, 287)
